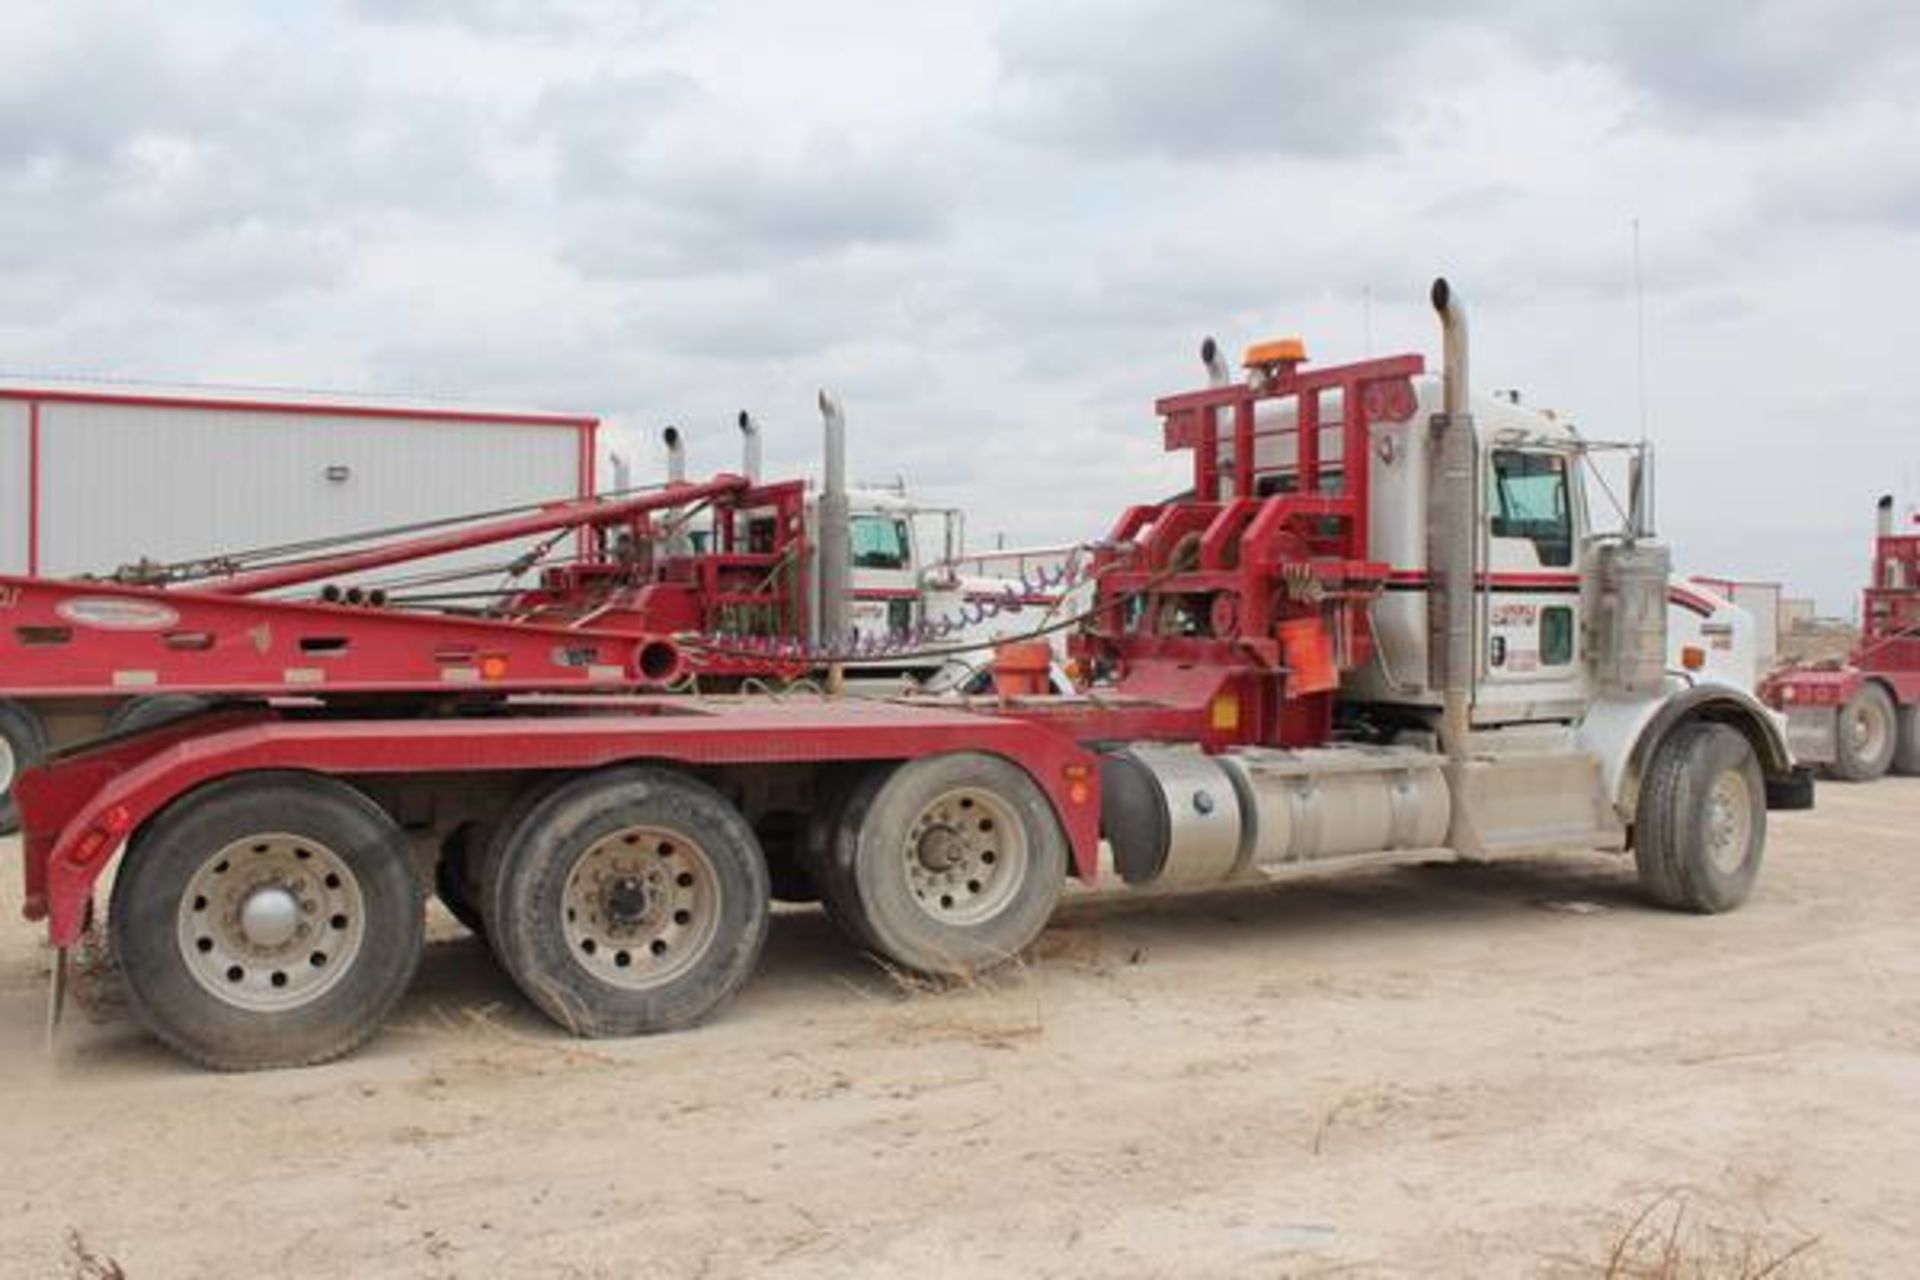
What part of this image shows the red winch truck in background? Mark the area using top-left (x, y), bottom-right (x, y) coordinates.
top-left (5, 279), bottom-right (1808, 1070)
top-left (1762, 495), bottom-right (1920, 780)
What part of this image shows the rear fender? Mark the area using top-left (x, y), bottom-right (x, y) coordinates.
top-left (15, 707), bottom-right (274, 942)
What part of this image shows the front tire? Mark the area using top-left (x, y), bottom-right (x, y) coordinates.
top-left (838, 752), bottom-right (1067, 977)
top-left (489, 767), bottom-right (769, 1037)
top-left (1831, 682), bottom-right (1896, 781)
top-left (1633, 721), bottom-right (1766, 913)
top-left (109, 772), bottom-right (424, 1070)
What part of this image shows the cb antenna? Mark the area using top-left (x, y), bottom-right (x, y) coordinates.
top-left (1633, 217), bottom-right (1649, 447)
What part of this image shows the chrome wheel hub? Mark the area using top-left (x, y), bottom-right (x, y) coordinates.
top-left (562, 826), bottom-right (720, 990)
top-left (0, 733), bottom-right (15, 794)
top-left (1704, 770), bottom-right (1753, 874)
top-left (1848, 700), bottom-right (1888, 760)
top-left (176, 834), bottom-right (365, 1012)
top-left (903, 787), bottom-right (1028, 925)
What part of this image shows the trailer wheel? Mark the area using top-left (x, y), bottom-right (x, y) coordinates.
top-left (1893, 705), bottom-right (1920, 777)
top-left (433, 822), bottom-right (490, 936)
top-left (490, 768), bottom-right (769, 1037)
top-left (0, 699), bottom-right (47, 837)
top-left (1831, 682), bottom-right (1896, 781)
top-left (108, 772), bottom-right (424, 1070)
top-left (840, 752), bottom-right (1067, 977)
top-left (1633, 721), bottom-right (1766, 913)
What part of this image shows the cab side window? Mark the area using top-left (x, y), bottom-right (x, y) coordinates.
top-left (1490, 451), bottom-right (1573, 567)
top-left (850, 516), bottom-right (910, 570)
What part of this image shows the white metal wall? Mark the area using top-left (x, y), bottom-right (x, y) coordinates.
top-left (0, 401), bottom-right (26, 573)
top-left (22, 402), bottom-right (583, 589)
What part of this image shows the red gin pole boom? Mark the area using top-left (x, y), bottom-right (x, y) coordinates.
top-left (208, 475), bottom-right (752, 597)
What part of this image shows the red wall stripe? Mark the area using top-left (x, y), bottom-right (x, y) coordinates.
top-left (0, 386), bottom-right (596, 431)
top-left (26, 400), bottom-right (40, 575)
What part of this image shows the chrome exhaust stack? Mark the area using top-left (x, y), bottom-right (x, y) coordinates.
top-left (663, 425), bottom-right (687, 485)
top-left (1427, 278), bottom-right (1478, 759)
top-left (738, 411), bottom-right (763, 484)
top-left (661, 425), bottom-right (690, 555)
top-left (816, 390), bottom-right (851, 653)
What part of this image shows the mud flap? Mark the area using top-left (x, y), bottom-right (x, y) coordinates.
top-left (1765, 767), bottom-right (1817, 812)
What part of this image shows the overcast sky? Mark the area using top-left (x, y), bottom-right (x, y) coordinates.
top-left (5, 1), bottom-right (1917, 612)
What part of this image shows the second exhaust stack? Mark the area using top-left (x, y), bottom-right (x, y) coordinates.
top-left (816, 391), bottom-right (851, 650)
top-left (1428, 278), bottom-right (1477, 760)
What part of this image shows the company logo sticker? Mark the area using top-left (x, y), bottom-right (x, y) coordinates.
top-left (56, 598), bottom-right (181, 632)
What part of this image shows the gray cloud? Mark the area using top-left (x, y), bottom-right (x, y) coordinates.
top-left (0, 0), bottom-right (1913, 611)
top-left (347, 0), bottom-right (693, 39)
top-left (1547, 0), bottom-right (1920, 121)
top-left (991, 0), bottom-right (1444, 159)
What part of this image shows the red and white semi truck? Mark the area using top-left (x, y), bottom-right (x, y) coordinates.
top-left (5, 279), bottom-right (1808, 1070)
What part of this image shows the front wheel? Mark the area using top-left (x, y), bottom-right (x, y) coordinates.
top-left (1633, 721), bottom-right (1766, 913)
top-left (489, 767), bottom-right (769, 1037)
top-left (1831, 683), bottom-right (1896, 781)
top-left (837, 752), bottom-right (1067, 977)
top-left (109, 772), bottom-right (424, 1070)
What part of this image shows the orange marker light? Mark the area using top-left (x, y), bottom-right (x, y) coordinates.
top-left (1243, 337), bottom-right (1307, 367)
top-left (480, 655), bottom-right (510, 681)
top-left (1680, 645), bottom-right (1706, 671)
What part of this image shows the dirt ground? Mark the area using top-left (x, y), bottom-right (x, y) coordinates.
top-left (3, 780), bottom-right (1917, 1279)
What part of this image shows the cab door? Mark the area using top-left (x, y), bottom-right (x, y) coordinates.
top-left (1477, 447), bottom-right (1588, 718)
top-left (847, 512), bottom-right (918, 643)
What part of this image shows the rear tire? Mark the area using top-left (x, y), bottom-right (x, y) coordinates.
top-left (490, 767), bottom-right (769, 1037)
top-left (813, 765), bottom-right (895, 954)
top-left (1633, 721), bottom-right (1766, 913)
top-left (108, 772), bottom-right (424, 1070)
top-left (840, 752), bottom-right (1067, 976)
top-left (1893, 704), bottom-right (1920, 777)
top-left (0, 699), bottom-right (47, 838)
top-left (434, 822), bottom-right (490, 935)
top-left (1831, 682), bottom-right (1896, 781)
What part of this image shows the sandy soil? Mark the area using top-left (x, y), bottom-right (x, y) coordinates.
top-left (3, 780), bottom-right (1918, 1278)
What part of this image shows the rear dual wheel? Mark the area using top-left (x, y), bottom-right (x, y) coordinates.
top-left (487, 768), bottom-right (770, 1037)
top-left (1894, 703), bottom-right (1920, 777)
top-left (1831, 683), bottom-right (1897, 782)
top-left (109, 773), bottom-right (424, 1071)
top-left (0, 700), bottom-right (47, 838)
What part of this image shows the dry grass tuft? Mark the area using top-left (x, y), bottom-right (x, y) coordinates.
top-left (1593, 1191), bottom-right (1819, 1280)
top-left (64, 1230), bottom-right (126, 1280)
top-left (842, 951), bottom-right (1047, 1049)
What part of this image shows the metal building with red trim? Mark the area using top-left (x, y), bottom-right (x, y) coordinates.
top-left (0, 379), bottom-right (598, 579)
